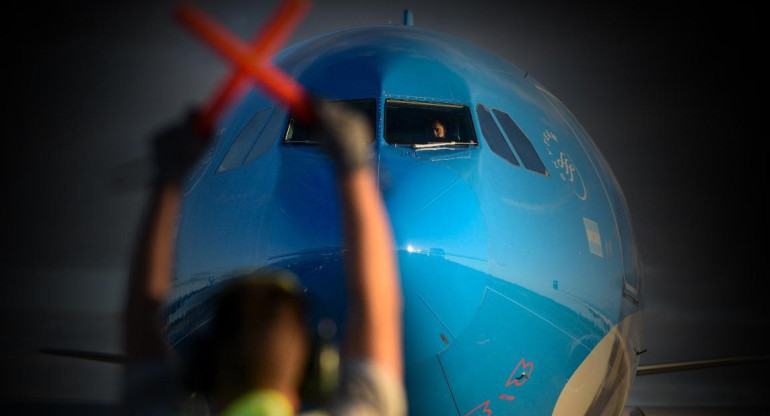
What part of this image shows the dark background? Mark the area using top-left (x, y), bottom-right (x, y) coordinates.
top-left (2, 0), bottom-right (767, 410)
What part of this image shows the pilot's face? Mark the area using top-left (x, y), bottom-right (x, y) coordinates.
top-left (432, 122), bottom-right (446, 138)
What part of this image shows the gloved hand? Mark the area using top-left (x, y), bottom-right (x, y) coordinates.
top-left (152, 107), bottom-right (208, 185)
top-left (311, 99), bottom-right (373, 174)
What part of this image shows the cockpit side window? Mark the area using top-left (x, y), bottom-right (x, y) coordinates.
top-left (244, 109), bottom-right (287, 165)
top-left (218, 107), bottom-right (273, 173)
top-left (492, 109), bottom-right (548, 175)
top-left (284, 99), bottom-right (377, 144)
top-left (476, 103), bottom-right (519, 166)
top-left (384, 100), bottom-right (477, 146)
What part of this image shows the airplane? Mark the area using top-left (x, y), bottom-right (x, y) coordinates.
top-left (21, 2), bottom-right (769, 415)
top-left (160, 1), bottom-right (645, 415)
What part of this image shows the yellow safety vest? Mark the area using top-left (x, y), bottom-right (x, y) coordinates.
top-left (220, 390), bottom-right (294, 416)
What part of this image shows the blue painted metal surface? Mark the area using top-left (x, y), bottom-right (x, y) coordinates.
top-left (167, 26), bottom-right (643, 415)
top-left (403, 9), bottom-right (414, 27)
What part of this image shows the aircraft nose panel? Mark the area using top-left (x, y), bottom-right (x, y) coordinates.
top-left (436, 288), bottom-right (589, 416)
top-left (379, 145), bottom-right (488, 263)
top-left (398, 252), bottom-right (490, 366)
top-left (396, 250), bottom-right (595, 416)
top-left (397, 252), bottom-right (491, 415)
top-left (378, 146), bottom-right (492, 364)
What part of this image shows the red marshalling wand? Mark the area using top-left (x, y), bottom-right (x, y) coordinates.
top-left (175, 0), bottom-right (315, 137)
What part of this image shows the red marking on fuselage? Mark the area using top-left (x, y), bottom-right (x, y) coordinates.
top-left (505, 358), bottom-right (534, 387)
top-left (464, 400), bottom-right (492, 416)
top-left (498, 394), bottom-right (515, 401)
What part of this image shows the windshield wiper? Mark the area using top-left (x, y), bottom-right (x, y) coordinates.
top-left (412, 141), bottom-right (476, 149)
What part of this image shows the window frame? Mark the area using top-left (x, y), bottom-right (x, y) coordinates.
top-left (217, 106), bottom-right (274, 173)
top-left (283, 98), bottom-right (378, 145)
top-left (476, 103), bottom-right (520, 166)
top-left (491, 108), bottom-right (549, 176)
top-left (384, 99), bottom-right (478, 147)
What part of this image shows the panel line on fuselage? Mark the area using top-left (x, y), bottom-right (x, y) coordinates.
top-left (481, 287), bottom-right (583, 346)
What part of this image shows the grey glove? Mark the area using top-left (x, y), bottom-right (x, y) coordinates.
top-left (312, 100), bottom-right (373, 174)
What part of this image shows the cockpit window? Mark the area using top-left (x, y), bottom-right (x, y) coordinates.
top-left (492, 109), bottom-right (548, 175)
top-left (245, 109), bottom-right (287, 164)
top-left (385, 100), bottom-right (477, 147)
top-left (218, 106), bottom-right (273, 173)
top-left (476, 103), bottom-right (520, 166)
top-left (284, 98), bottom-right (377, 144)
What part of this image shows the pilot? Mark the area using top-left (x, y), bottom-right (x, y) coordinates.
top-left (430, 119), bottom-right (446, 139)
top-left (123, 101), bottom-right (406, 416)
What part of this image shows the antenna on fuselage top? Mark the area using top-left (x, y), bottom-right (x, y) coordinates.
top-left (403, 9), bottom-right (413, 26)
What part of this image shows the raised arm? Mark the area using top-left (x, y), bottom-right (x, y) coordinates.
top-left (314, 101), bottom-right (403, 381)
top-left (123, 182), bottom-right (182, 362)
top-left (338, 166), bottom-right (403, 378)
top-left (123, 109), bottom-right (204, 364)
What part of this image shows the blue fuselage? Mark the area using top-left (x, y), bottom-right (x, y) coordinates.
top-left (166, 26), bottom-right (643, 415)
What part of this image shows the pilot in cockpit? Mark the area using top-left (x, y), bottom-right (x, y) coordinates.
top-left (430, 120), bottom-right (446, 140)
top-left (430, 120), bottom-right (446, 139)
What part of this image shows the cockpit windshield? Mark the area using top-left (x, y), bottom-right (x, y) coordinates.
top-left (385, 100), bottom-right (477, 147)
top-left (284, 98), bottom-right (377, 144)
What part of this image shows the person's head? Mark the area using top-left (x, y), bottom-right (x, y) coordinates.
top-left (196, 271), bottom-right (311, 411)
top-left (431, 120), bottom-right (446, 139)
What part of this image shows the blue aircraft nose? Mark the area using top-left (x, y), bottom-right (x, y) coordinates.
top-left (379, 145), bottom-right (488, 263)
top-left (377, 144), bottom-right (491, 362)
top-left (379, 147), bottom-right (493, 415)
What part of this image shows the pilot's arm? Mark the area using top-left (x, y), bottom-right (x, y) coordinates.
top-left (312, 102), bottom-right (406, 416)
